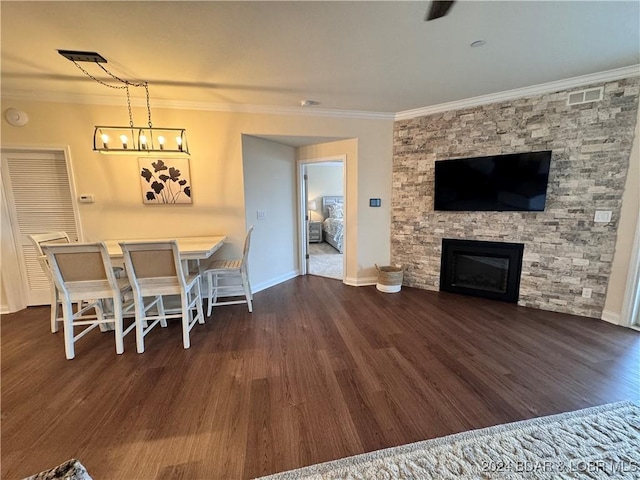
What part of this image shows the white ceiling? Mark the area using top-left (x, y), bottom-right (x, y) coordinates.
top-left (2, 1), bottom-right (639, 114)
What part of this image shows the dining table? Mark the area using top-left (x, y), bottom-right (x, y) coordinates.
top-left (103, 235), bottom-right (227, 265)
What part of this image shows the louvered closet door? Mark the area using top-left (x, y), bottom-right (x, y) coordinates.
top-left (1, 150), bottom-right (79, 305)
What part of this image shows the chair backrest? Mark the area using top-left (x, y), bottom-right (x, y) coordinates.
top-left (119, 241), bottom-right (186, 290)
top-left (241, 226), bottom-right (254, 271)
top-left (42, 242), bottom-right (119, 298)
top-left (27, 232), bottom-right (71, 275)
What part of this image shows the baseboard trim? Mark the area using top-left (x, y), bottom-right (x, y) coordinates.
top-left (0, 304), bottom-right (10, 315)
top-left (344, 276), bottom-right (378, 287)
top-left (601, 310), bottom-right (621, 325)
top-left (253, 270), bottom-right (300, 294)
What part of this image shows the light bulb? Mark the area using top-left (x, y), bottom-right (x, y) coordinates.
top-left (140, 134), bottom-right (147, 149)
top-left (175, 135), bottom-right (183, 151)
top-left (158, 136), bottom-right (165, 150)
top-left (100, 133), bottom-right (109, 149)
top-left (120, 134), bottom-right (128, 149)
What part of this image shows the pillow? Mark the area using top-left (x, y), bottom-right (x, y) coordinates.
top-left (327, 204), bottom-right (344, 219)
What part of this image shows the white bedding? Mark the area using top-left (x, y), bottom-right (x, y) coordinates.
top-left (322, 217), bottom-right (344, 252)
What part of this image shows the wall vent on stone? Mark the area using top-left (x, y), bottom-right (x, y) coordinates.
top-left (567, 86), bottom-right (603, 106)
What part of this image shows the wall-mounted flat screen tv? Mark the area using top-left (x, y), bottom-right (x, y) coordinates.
top-left (434, 151), bottom-right (552, 212)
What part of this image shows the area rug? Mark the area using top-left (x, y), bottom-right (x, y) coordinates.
top-left (23, 458), bottom-right (92, 480)
top-left (257, 401), bottom-right (640, 479)
top-left (309, 243), bottom-right (343, 280)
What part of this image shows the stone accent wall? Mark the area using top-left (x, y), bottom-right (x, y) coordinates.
top-left (392, 77), bottom-right (639, 318)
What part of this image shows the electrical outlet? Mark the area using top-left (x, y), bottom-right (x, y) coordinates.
top-left (594, 210), bottom-right (612, 223)
top-left (581, 287), bottom-right (592, 299)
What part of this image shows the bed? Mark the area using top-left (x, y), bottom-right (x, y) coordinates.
top-left (321, 196), bottom-right (344, 253)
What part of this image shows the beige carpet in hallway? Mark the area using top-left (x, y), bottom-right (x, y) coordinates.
top-left (309, 242), bottom-right (343, 280)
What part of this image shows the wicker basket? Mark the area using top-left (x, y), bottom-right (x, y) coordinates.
top-left (375, 264), bottom-right (404, 293)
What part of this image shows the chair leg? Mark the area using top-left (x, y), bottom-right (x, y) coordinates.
top-left (158, 295), bottom-right (168, 327)
top-left (206, 272), bottom-right (214, 317)
top-left (61, 300), bottom-right (75, 360)
top-left (98, 299), bottom-right (107, 320)
top-left (97, 299), bottom-right (112, 332)
top-left (212, 273), bottom-right (219, 305)
top-left (134, 294), bottom-right (146, 354)
top-left (113, 297), bottom-right (124, 355)
top-left (50, 285), bottom-right (60, 333)
top-left (182, 296), bottom-right (191, 349)
top-left (242, 271), bottom-right (253, 313)
top-left (196, 282), bottom-right (205, 324)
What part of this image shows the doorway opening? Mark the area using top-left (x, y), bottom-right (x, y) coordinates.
top-left (622, 211), bottom-right (640, 329)
top-left (299, 157), bottom-right (345, 281)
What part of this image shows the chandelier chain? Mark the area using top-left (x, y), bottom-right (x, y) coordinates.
top-left (95, 62), bottom-right (147, 88)
top-left (125, 85), bottom-right (134, 128)
top-left (73, 60), bottom-right (153, 128)
top-left (145, 83), bottom-right (152, 128)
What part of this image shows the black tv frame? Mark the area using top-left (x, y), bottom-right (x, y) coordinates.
top-left (434, 150), bottom-right (552, 212)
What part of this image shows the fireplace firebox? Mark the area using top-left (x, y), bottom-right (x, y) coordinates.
top-left (440, 239), bottom-right (524, 303)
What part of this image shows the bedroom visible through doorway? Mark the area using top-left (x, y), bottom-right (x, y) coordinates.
top-left (305, 161), bottom-right (344, 280)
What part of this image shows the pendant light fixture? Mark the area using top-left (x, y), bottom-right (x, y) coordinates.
top-left (58, 50), bottom-right (189, 155)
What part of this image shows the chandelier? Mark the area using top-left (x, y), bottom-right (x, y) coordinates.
top-left (59, 50), bottom-right (189, 155)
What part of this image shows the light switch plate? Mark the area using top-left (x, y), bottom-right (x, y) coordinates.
top-left (581, 287), bottom-right (592, 299)
top-left (594, 210), bottom-right (612, 223)
top-left (78, 194), bottom-right (95, 203)
top-left (256, 210), bottom-right (266, 221)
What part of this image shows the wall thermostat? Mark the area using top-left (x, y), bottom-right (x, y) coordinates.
top-left (369, 198), bottom-right (381, 207)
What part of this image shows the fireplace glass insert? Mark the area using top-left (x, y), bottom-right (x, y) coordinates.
top-left (452, 254), bottom-right (509, 293)
top-left (440, 239), bottom-right (524, 303)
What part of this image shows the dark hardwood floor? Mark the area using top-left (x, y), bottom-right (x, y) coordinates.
top-left (2, 276), bottom-right (639, 479)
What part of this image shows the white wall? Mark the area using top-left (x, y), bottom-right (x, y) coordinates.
top-left (241, 135), bottom-right (298, 291)
top-left (0, 99), bottom-right (393, 305)
top-left (0, 95), bottom-right (634, 317)
top-left (307, 163), bottom-right (343, 222)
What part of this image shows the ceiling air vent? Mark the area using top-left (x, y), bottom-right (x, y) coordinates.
top-left (567, 86), bottom-right (603, 106)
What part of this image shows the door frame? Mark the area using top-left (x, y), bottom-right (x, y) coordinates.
top-left (620, 209), bottom-right (640, 329)
top-left (0, 145), bottom-right (83, 313)
top-left (296, 155), bottom-right (346, 279)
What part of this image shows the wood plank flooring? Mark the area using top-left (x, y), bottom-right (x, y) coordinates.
top-left (2, 276), bottom-right (639, 479)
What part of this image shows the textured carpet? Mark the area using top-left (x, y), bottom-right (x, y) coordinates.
top-left (309, 242), bottom-right (343, 280)
top-left (257, 401), bottom-right (640, 479)
top-left (23, 459), bottom-right (92, 480)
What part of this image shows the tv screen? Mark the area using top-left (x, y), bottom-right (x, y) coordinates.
top-left (434, 151), bottom-right (552, 212)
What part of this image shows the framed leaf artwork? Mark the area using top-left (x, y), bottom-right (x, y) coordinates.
top-left (139, 157), bottom-right (192, 204)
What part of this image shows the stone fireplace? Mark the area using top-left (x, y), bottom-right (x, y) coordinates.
top-left (440, 239), bottom-right (524, 303)
top-left (391, 77), bottom-right (639, 317)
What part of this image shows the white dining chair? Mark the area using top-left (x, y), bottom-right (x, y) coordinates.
top-left (119, 240), bottom-right (205, 353)
top-left (28, 232), bottom-right (125, 334)
top-left (201, 226), bottom-right (254, 315)
top-left (28, 232), bottom-right (71, 333)
top-left (41, 242), bottom-right (134, 360)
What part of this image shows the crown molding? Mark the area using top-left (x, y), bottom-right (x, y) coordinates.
top-left (3, 64), bottom-right (638, 122)
top-left (395, 64), bottom-right (640, 121)
top-left (0, 90), bottom-right (395, 121)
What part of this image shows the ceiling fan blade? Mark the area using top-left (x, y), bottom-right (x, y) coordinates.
top-left (425, 0), bottom-right (455, 21)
